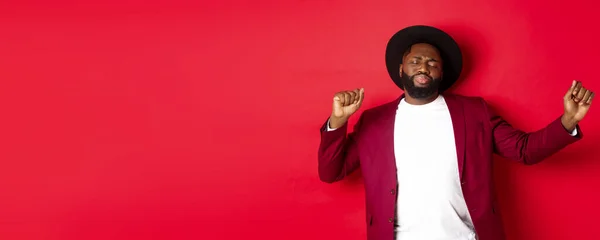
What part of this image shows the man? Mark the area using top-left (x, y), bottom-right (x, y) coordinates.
top-left (317, 25), bottom-right (594, 240)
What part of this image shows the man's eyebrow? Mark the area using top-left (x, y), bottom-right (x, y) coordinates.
top-left (410, 56), bottom-right (439, 62)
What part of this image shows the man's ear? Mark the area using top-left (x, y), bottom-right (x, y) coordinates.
top-left (399, 64), bottom-right (403, 77)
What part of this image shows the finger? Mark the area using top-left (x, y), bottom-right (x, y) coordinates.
top-left (565, 80), bottom-right (577, 98)
top-left (572, 81), bottom-right (582, 97)
top-left (354, 88), bottom-right (362, 104)
top-left (333, 92), bottom-right (342, 102)
top-left (576, 87), bottom-right (587, 102)
top-left (352, 89), bottom-right (360, 104)
top-left (348, 90), bottom-right (357, 104)
top-left (580, 89), bottom-right (593, 105)
top-left (344, 92), bottom-right (351, 106)
top-left (586, 92), bottom-right (594, 105)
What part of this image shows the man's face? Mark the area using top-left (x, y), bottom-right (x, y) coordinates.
top-left (399, 43), bottom-right (443, 99)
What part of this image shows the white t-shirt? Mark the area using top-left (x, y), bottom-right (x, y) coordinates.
top-left (393, 95), bottom-right (476, 240)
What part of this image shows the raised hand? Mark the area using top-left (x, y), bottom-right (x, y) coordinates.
top-left (561, 80), bottom-right (594, 132)
top-left (329, 88), bottom-right (365, 129)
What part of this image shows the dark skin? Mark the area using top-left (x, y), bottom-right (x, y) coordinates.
top-left (399, 43), bottom-right (443, 105)
top-left (328, 44), bottom-right (594, 130)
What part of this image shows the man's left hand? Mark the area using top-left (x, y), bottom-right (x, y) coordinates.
top-left (562, 80), bottom-right (594, 132)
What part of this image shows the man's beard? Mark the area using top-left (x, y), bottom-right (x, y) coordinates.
top-left (401, 72), bottom-right (441, 99)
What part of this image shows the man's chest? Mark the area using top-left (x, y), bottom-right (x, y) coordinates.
top-left (393, 109), bottom-right (459, 181)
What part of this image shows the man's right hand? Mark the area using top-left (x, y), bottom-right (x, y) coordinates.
top-left (329, 88), bottom-right (365, 129)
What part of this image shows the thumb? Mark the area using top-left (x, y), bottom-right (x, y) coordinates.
top-left (333, 95), bottom-right (342, 108)
top-left (565, 80), bottom-right (577, 99)
top-left (357, 88), bottom-right (365, 105)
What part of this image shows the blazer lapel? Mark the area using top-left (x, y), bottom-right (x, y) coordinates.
top-left (379, 95), bottom-right (403, 178)
top-left (444, 93), bottom-right (466, 181)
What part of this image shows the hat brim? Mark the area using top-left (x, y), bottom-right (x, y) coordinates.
top-left (385, 25), bottom-right (462, 92)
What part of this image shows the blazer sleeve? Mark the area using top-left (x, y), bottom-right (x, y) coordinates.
top-left (482, 99), bottom-right (583, 165)
top-left (317, 113), bottom-right (364, 183)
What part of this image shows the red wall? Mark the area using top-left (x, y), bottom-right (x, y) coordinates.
top-left (1, 1), bottom-right (599, 239)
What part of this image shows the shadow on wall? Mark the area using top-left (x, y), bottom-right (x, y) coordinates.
top-left (339, 168), bottom-right (364, 190)
top-left (435, 22), bottom-right (491, 92)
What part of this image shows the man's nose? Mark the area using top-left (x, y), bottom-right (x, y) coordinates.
top-left (417, 63), bottom-right (430, 75)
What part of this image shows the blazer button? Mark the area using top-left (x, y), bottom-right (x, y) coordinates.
top-left (390, 189), bottom-right (396, 195)
top-left (388, 218), bottom-right (394, 223)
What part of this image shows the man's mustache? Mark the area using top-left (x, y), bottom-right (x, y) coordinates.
top-left (411, 73), bottom-right (433, 81)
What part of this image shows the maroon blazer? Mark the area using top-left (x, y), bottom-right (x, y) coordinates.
top-left (318, 93), bottom-right (582, 240)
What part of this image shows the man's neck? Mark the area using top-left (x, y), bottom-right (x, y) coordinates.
top-left (404, 93), bottom-right (440, 105)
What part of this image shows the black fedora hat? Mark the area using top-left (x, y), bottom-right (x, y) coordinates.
top-left (385, 25), bottom-right (462, 92)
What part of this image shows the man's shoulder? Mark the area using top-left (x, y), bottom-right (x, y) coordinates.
top-left (443, 93), bottom-right (496, 121)
top-left (361, 97), bottom-right (400, 116)
top-left (444, 92), bottom-right (484, 102)
top-left (443, 92), bottom-right (489, 109)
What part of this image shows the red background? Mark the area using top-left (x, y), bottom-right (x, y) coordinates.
top-left (1, 1), bottom-right (599, 239)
